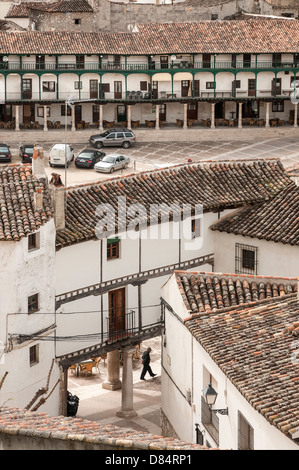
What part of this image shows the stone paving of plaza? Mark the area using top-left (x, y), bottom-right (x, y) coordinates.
top-left (11, 135), bottom-right (297, 186)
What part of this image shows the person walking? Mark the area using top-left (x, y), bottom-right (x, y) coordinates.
top-left (140, 347), bottom-right (156, 380)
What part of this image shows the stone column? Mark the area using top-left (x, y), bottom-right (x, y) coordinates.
top-left (99, 104), bottom-right (103, 132)
top-left (71, 105), bottom-right (76, 132)
top-left (211, 103), bottom-right (215, 129)
top-left (43, 105), bottom-right (48, 132)
top-left (238, 102), bottom-right (242, 129)
top-left (116, 348), bottom-right (137, 419)
top-left (127, 105), bottom-right (131, 130)
top-left (265, 102), bottom-right (270, 128)
top-left (102, 350), bottom-right (121, 391)
top-left (183, 103), bottom-right (188, 129)
top-left (155, 105), bottom-right (159, 130)
top-left (294, 103), bottom-right (298, 128)
top-left (15, 105), bottom-right (20, 131)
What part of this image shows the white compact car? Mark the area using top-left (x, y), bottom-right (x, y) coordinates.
top-left (94, 153), bottom-right (130, 173)
top-left (49, 144), bottom-right (74, 167)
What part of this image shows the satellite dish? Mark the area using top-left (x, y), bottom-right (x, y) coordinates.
top-left (170, 55), bottom-right (176, 61)
top-left (3, 57), bottom-right (8, 62)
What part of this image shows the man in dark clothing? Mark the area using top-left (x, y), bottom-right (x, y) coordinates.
top-left (140, 347), bottom-right (157, 380)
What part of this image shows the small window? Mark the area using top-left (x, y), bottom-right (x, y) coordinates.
top-left (206, 82), bottom-right (215, 89)
top-left (140, 81), bottom-right (148, 91)
top-left (28, 232), bottom-right (40, 251)
top-left (107, 238), bottom-right (120, 260)
top-left (29, 345), bottom-right (39, 366)
top-left (116, 133), bottom-right (124, 138)
top-left (106, 133), bottom-right (116, 139)
top-left (61, 105), bottom-right (71, 116)
top-left (191, 218), bottom-right (200, 239)
top-left (74, 18), bottom-right (81, 24)
top-left (28, 293), bottom-right (39, 314)
top-left (42, 81), bottom-right (55, 92)
top-left (74, 81), bottom-right (82, 90)
top-left (235, 243), bottom-right (258, 274)
top-left (211, 14), bottom-right (218, 20)
top-left (235, 80), bottom-right (241, 88)
top-left (272, 100), bottom-right (284, 112)
top-left (125, 132), bottom-right (133, 137)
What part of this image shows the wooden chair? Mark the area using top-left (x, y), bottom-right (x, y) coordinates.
top-left (249, 119), bottom-right (255, 126)
top-left (76, 122), bottom-right (84, 130)
top-left (105, 121), bottom-right (115, 129)
top-left (54, 121), bottom-right (61, 129)
top-left (187, 119), bottom-right (195, 128)
top-left (176, 119), bottom-right (183, 128)
top-left (145, 120), bottom-right (155, 128)
top-left (79, 362), bottom-right (94, 376)
top-left (47, 120), bottom-right (53, 129)
top-left (222, 119), bottom-right (229, 126)
top-left (228, 120), bottom-right (235, 127)
top-left (23, 122), bottom-right (31, 129)
top-left (69, 364), bottom-right (77, 375)
top-left (131, 120), bottom-right (140, 128)
top-left (121, 121), bottom-right (127, 128)
top-left (132, 343), bottom-right (141, 360)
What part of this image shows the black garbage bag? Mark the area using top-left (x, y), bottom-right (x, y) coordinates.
top-left (67, 391), bottom-right (79, 417)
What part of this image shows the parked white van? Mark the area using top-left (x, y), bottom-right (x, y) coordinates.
top-left (49, 144), bottom-right (74, 167)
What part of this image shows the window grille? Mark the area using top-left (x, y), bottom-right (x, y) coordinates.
top-left (235, 243), bottom-right (258, 275)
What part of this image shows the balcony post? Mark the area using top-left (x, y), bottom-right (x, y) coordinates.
top-left (294, 103), bottom-right (298, 128)
top-left (238, 102), bottom-right (242, 128)
top-left (43, 105), bottom-right (48, 132)
top-left (265, 102), bottom-right (270, 128)
top-left (211, 102), bottom-right (215, 129)
top-left (127, 104), bottom-right (131, 129)
top-left (99, 104), bottom-right (103, 132)
top-left (116, 348), bottom-right (137, 419)
top-left (15, 105), bottom-right (20, 131)
top-left (155, 104), bottom-right (159, 130)
top-left (71, 104), bottom-right (76, 131)
top-left (183, 103), bottom-right (188, 129)
top-left (102, 349), bottom-right (121, 391)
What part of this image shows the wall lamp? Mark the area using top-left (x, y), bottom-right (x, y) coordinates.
top-left (202, 383), bottom-right (228, 415)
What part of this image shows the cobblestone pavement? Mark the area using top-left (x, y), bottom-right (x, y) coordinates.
top-left (68, 337), bottom-right (162, 435)
top-left (4, 136), bottom-right (299, 186)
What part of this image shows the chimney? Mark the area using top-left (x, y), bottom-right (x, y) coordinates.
top-left (49, 173), bottom-right (65, 230)
top-left (32, 145), bottom-right (46, 179)
top-left (34, 187), bottom-right (43, 211)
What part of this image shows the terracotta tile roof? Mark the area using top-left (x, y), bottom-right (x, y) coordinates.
top-left (56, 159), bottom-right (291, 248)
top-left (0, 19), bottom-right (299, 54)
top-left (184, 288), bottom-right (299, 443)
top-left (6, 0), bottom-right (93, 18)
top-left (32, 0), bottom-right (94, 13)
top-left (0, 407), bottom-right (210, 450)
top-left (210, 183), bottom-right (299, 246)
top-left (175, 271), bottom-right (297, 315)
top-left (0, 165), bottom-right (53, 242)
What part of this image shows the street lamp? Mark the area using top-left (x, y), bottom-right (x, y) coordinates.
top-left (202, 383), bottom-right (228, 415)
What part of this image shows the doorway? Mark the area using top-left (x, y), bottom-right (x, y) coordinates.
top-left (117, 105), bottom-right (126, 123)
top-left (74, 104), bottom-right (82, 124)
top-left (89, 79), bottom-right (98, 99)
top-left (23, 103), bottom-right (35, 123)
top-left (272, 78), bottom-right (281, 96)
top-left (108, 288), bottom-right (126, 340)
top-left (114, 81), bottom-right (122, 99)
top-left (187, 103), bottom-right (197, 120)
top-left (215, 102), bottom-right (225, 119)
top-left (22, 79), bottom-right (32, 99)
top-left (181, 80), bottom-right (190, 98)
top-left (248, 79), bottom-right (256, 97)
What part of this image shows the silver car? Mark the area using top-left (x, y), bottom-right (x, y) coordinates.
top-left (89, 129), bottom-right (136, 149)
top-left (94, 153), bottom-right (130, 173)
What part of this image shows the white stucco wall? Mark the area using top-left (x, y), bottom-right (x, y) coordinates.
top-left (161, 273), bottom-right (299, 449)
top-left (0, 220), bottom-right (60, 416)
top-left (213, 230), bottom-right (299, 277)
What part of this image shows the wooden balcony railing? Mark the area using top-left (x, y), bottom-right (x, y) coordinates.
top-left (0, 61), bottom-right (299, 73)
